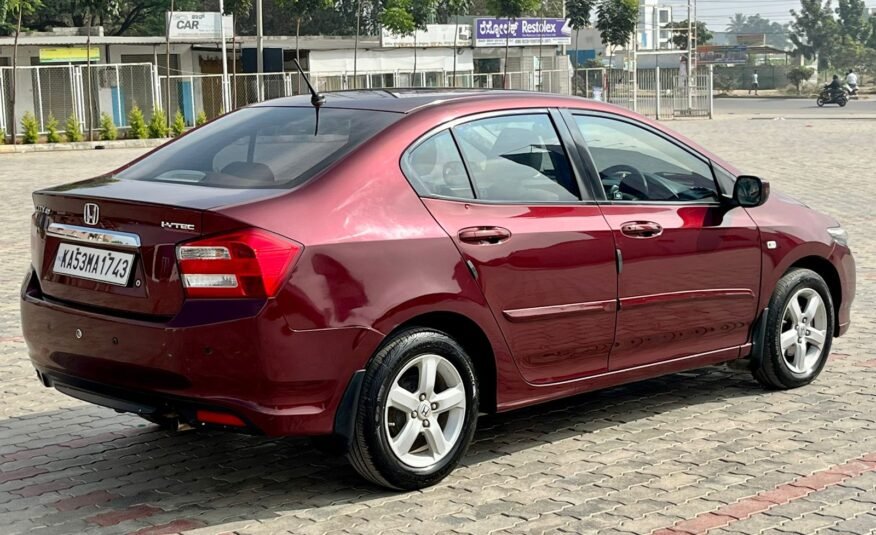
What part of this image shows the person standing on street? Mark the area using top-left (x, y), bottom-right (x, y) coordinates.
top-left (749, 70), bottom-right (759, 95)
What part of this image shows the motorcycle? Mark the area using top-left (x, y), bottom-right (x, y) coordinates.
top-left (844, 83), bottom-right (859, 98)
top-left (816, 86), bottom-right (848, 107)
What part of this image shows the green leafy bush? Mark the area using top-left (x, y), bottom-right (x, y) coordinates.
top-left (787, 66), bottom-right (816, 95)
top-left (46, 114), bottom-right (61, 143)
top-left (171, 110), bottom-right (186, 137)
top-left (128, 105), bottom-right (148, 139)
top-left (65, 114), bottom-right (84, 142)
top-left (0, 129), bottom-right (6, 144)
top-left (21, 111), bottom-right (39, 144)
top-left (195, 110), bottom-right (208, 127)
top-left (148, 108), bottom-right (169, 138)
top-left (99, 113), bottom-right (118, 141)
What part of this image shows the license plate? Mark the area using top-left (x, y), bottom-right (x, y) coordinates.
top-left (52, 243), bottom-right (135, 286)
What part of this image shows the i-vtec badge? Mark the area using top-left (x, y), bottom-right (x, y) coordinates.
top-left (161, 221), bottom-right (196, 231)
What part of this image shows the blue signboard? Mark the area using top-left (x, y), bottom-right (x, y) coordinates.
top-left (474, 18), bottom-right (572, 47)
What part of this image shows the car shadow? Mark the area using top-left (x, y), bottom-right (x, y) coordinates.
top-left (0, 364), bottom-right (766, 531)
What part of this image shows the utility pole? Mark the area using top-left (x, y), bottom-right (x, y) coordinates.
top-left (166, 0), bottom-right (174, 127)
top-left (256, 0), bottom-right (264, 101)
top-left (219, 0), bottom-right (232, 113)
top-left (687, 0), bottom-right (693, 108)
top-left (353, 0), bottom-right (361, 89)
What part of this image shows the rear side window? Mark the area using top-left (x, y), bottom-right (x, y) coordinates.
top-left (116, 107), bottom-right (399, 188)
top-left (453, 114), bottom-right (581, 202)
top-left (404, 131), bottom-right (474, 199)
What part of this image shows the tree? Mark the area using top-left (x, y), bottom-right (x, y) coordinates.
top-left (380, 0), bottom-right (416, 82)
top-left (665, 19), bottom-right (712, 50)
top-left (836, 0), bottom-right (870, 45)
top-left (410, 0), bottom-right (437, 80)
top-left (596, 0), bottom-right (638, 72)
top-left (790, 0), bottom-right (841, 70)
top-left (787, 65), bottom-right (815, 93)
top-left (275, 0), bottom-right (330, 91)
top-left (566, 0), bottom-right (597, 77)
top-left (8, 0), bottom-right (41, 145)
top-left (487, 0), bottom-right (540, 87)
top-left (726, 13), bottom-right (747, 33)
top-left (441, 0), bottom-right (472, 86)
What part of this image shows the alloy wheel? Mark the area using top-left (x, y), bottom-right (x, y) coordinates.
top-left (780, 288), bottom-right (828, 375)
top-left (383, 354), bottom-right (466, 468)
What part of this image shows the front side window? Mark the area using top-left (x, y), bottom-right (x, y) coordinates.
top-left (574, 115), bottom-right (717, 202)
top-left (116, 107), bottom-right (399, 189)
top-left (453, 114), bottom-right (581, 202)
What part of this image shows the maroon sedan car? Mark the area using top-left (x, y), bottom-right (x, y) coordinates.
top-left (22, 90), bottom-right (854, 489)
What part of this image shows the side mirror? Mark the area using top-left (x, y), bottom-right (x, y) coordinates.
top-left (733, 175), bottom-right (770, 207)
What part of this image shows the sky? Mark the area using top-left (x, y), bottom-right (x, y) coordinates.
top-left (660, 0), bottom-right (876, 31)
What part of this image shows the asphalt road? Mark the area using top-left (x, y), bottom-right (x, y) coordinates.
top-left (716, 96), bottom-right (876, 117)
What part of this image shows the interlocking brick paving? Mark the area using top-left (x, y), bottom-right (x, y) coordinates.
top-left (0, 116), bottom-right (874, 534)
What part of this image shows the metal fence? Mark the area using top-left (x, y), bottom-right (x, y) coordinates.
top-left (1, 63), bottom-right (713, 138)
top-left (573, 66), bottom-right (713, 119)
top-left (0, 62), bottom-right (157, 135)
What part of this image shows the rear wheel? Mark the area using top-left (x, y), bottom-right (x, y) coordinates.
top-left (838, 96), bottom-right (848, 107)
top-left (753, 268), bottom-right (834, 390)
top-left (347, 328), bottom-right (479, 490)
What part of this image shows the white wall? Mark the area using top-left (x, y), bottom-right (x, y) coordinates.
top-left (310, 47), bottom-right (474, 74)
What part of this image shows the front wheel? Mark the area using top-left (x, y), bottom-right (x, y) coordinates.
top-left (816, 97), bottom-right (826, 107)
top-left (752, 268), bottom-right (834, 390)
top-left (347, 328), bottom-right (479, 490)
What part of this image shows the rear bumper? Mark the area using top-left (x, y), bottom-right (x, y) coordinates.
top-left (20, 270), bottom-right (383, 436)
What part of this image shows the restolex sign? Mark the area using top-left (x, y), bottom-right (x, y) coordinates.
top-left (473, 18), bottom-right (571, 47)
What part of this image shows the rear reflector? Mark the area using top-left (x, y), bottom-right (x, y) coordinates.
top-left (176, 228), bottom-right (302, 298)
top-left (195, 409), bottom-right (246, 427)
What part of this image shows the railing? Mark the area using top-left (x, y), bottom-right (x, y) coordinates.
top-left (0, 63), bottom-right (157, 135)
top-left (0, 64), bottom-right (713, 138)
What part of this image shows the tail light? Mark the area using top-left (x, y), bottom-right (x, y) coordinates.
top-left (177, 228), bottom-right (302, 298)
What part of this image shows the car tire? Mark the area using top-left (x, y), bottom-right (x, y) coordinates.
top-left (753, 268), bottom-right (834, 390)
top-left (347, 328), bottom-right (479, 490)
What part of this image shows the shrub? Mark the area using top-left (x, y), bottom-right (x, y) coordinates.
top-left (787, 66), bottom-right (815, 95)
top-left (21, 111), bottom-right (39, 144)
top-left (128, 105), bottom-right (148, 139)
top-left (195, 110), bottom-right (208, 126)
top-left (171, 110), bottom-right (186, 137)
top-left (0, 129), bottom-right (5, 144)
top-left (148, 108), bottom-right (169, 138)
top-left (99, 113), bottom-right (118, 141)
top-left (65, 114), bottom-right (84, 142)
top-left (46, 114), bottom-right (61, 143)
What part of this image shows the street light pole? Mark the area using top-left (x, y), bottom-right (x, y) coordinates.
top-left (687, 0), bottom-right (693, 108)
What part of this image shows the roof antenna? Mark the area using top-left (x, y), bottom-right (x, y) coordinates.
top-left (292, 58), bottom-right (324, 135)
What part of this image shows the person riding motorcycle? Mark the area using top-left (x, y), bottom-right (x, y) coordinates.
top-left (825, 75), bottom-right (843, 100)
top-left (846, 69), bottom-right (858, 94)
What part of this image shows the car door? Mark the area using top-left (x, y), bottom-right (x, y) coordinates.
top-left (403, 110), bottom-right (618, 385)
top-left (565, 111), bottom-right (761, 371)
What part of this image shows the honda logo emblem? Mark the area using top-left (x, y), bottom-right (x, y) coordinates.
top-left (83, 203), bottom-right (100, 226)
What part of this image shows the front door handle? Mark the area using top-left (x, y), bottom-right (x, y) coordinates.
top-left (620, 221), bottom-right (663, 239)
top-left (458, 226), bottom-right (512, 245)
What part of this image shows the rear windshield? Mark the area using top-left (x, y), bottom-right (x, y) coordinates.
top-left (116, 107), bottom-right (400, 189)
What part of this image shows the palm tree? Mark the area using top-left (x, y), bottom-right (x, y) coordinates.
top-left (727, 13), bottom-right (747, 33)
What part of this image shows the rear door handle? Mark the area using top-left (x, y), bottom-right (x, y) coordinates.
top-left (458, 226), bottom-right (512, 244)
top-left (620, 221), bottom-right (663, 239)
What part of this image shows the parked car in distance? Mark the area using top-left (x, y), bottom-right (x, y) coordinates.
top-left (21, 90), bottom-right (855, 490)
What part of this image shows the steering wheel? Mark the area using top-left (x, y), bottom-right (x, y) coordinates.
top-left (600, 164), bottom-right (648, 200)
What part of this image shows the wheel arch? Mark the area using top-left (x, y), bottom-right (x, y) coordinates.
top-left (786, 255), bottom-right (842, 336)
top-left (386, 311), bottom-right (498, 414)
